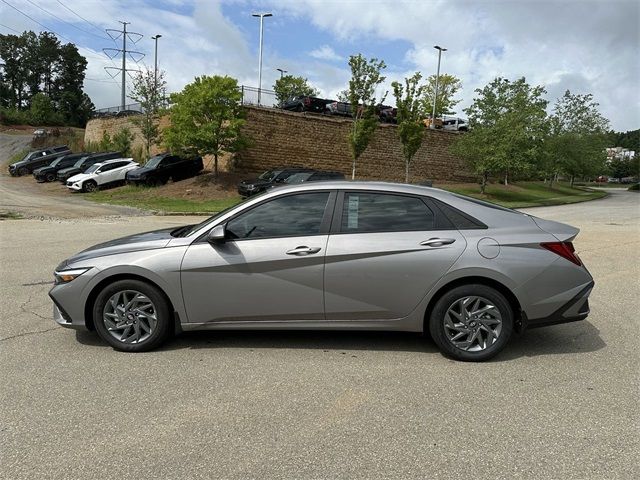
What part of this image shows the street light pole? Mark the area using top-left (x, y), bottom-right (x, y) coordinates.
top-left (431, 45), bottom-right (447, 129)
top-left (151, 34), bottom-right (162, 110)
top-left (252, 12), bottom-right (272, 105)
top-left (276, 68), bottom-right (287, 79)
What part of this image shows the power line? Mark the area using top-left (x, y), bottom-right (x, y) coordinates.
top-left (55, 0), bottom-right (108, 38)
top-left (0, 0), bottom-right (74, 43)
top-left (24, 0), bottom-right (108, 41)
top-left (0, 22), bottom-right (21, 34)
top-left (0, 0), bottom-right (120, 88)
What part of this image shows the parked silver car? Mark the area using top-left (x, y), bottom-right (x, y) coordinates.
top-left (49, 182), bottom-right (593, 361)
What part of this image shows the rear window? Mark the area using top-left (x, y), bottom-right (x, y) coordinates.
top-left (431, 198), bottom-right (487, 229)
top-left (450, 193), bottom-right (520, 214)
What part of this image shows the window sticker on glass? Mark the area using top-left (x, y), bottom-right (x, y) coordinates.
top-left (347, 195), bottom-right (359, 229)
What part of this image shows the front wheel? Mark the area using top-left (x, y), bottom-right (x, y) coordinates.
top-left (83, 180), bottom-right (98, 192)
top-left (429, 284), bottom-right (513, 361)
top-left (46, 172), bottom-right (56, 182)
top-left (17, 166), bottom-right (29, 176)
top-left (93, 279), bottom-right (172, 352)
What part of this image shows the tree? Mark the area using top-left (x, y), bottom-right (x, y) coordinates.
top-left (423, 73), bottom-right (462, 118)
top-left (0, 31), bottom-right (92, 126)
top-left (164, 75), bottom-right (247, 176)
top-left (29, 92), bottom-right (59, 125)
top-left (129, 68), bottom-right (167, 156)
top-left (452, 77), bottom-right (548, 191)
top-left (346, 54), bottom-right (387, 179)
top-left (273, 75), bottom-right (318, 105)
top-left (608, 155), bottom-right (639, 180)
top-left (111, 127), bottom-right (134, 156)
top-left (392, 72), bottom-right (428, 182)
top-left (547, 90), bottom-right (610, 186)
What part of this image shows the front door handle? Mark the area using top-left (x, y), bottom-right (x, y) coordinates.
top-left (286, 246), bottom-right (322, 256)
top-left (420, 237), bottom-right (456, 247)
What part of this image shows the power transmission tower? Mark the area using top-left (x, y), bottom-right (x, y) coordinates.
top-left (103, 21), bottom-right (145, 110)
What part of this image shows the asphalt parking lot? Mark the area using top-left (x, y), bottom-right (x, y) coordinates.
top-left (1, 188), bottom-right (638, 479)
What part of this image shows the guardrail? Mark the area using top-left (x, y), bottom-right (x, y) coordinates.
top-left (92, 86), bottom-right (279, 118)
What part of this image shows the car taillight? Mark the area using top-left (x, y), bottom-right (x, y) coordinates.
top-left (541, 242), bottom-right (582, 266)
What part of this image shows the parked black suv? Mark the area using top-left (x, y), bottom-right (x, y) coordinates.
top-left (9, 145), bottom-right (71, 176)
top-left (283, 170), bottom-right (345, 184)
top-left (271, 170), bottom-right (345, 189)
top-left (237, 167), bottom-right (314, 197)
top-left (281, 96), bottom-right (332, 113)
top-left (57, 151), bottom-right (122, 182)
top-left (33, 153), bottom-right (87, 182)
top-left (126, 153), bottom-right (204, 186)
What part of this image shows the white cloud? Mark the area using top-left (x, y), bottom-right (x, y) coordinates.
top-left (309, 45), bottom-right (342, 62)
top-left (1, 0), bottom-right (638, 130)
top-left (266, 0), bottom-right (640, 130)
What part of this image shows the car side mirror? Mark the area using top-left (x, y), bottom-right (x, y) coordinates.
top-left (207, 224), bottom-right (226, 243)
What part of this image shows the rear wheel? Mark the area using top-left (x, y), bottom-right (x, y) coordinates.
top-left (93, 279), bottom-right (172, 352)
top-left (429, 284), bottom-right (513, 361)
top-left (83, 180), bottom-right (98, 192)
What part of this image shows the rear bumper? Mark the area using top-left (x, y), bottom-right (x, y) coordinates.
top-left (523, 281), bottom-right (594, 329)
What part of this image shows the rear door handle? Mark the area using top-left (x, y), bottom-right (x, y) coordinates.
top-left (286, 246), bottom-right (322, 256)
top-left (420, 238), bottom-right (456, 247)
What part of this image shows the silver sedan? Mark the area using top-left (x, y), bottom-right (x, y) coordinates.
top-left (49, 181), bottom-right (594, 361)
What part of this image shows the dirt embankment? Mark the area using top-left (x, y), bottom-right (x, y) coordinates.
top-left (0, 133), bottom-right (145, 219)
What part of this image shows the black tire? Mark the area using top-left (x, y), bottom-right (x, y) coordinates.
top-left (17, 166), bottom-right (29, 176)
top-left (93, 279), bottom-right (172, 352)
top-left (46, 172), bottom-right (56, 182)
top-left (83, 180), bottom-right (98, 192)
top-left (429, 284), bottom-right (513, 362)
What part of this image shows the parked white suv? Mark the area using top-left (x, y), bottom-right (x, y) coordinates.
top-left (442, 117), bottom-right (469, 132)
top-left (66, 158), bottom-right (139, 192)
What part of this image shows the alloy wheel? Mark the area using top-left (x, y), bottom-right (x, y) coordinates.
top-left (102, 290), bottom-right (158, 344)
top-left (443, 295), bottom-right (503, 352)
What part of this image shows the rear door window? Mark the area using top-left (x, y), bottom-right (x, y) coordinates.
top-left (340, 192), bottom-right (435, 233)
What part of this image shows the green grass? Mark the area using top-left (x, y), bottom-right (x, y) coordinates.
top-left (0, 211), bottom-right (22, 220)
top-left (87, 185), bottom-right (242, 214)
top-left (86, 181), bottom-right (606, 215)
top-left (439, 181), bottom-right (607, 208)
top-left (2, 148), bottom-right (29, 170)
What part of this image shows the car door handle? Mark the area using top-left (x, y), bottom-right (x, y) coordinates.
top-left (286, 246), bottom-right (322, 256)
top-left (420, 238), bottom-right (456, 247)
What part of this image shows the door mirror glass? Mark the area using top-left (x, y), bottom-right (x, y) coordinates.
top-left (207, 224), bottom-right (226, 243)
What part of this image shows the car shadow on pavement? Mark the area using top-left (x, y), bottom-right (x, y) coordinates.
top-left (165, 330), bottom-right (439, 353)
top-left (75, 320), bottom-right (605, 360)
top-left (498, 321), bottom-right (606, 361)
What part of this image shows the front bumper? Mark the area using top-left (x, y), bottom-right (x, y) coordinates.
top-left (67, 181), bottom-right (83, 191)
top-left (237, 185), bottom-right (257, 196)
top-left (524, 281), bottom-right (594, 329)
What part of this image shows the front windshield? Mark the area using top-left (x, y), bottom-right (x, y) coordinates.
top-left (258, 170), bottom-right (278, 181)
top-left (84, 164), bottom-right (101, 174)
top-left (284, 172), bottom-right (312, 184)
top-left (49, 157), bottom-right (64, 167)
top-left (145, 156), bottom-right (163, 168)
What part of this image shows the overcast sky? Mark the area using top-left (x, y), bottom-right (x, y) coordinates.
top-left (1, 0), bottom-right (638, 131)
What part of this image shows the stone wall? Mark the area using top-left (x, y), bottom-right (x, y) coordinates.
top-left (85, 106), bottom-right (473, 182)
top-left (234, 107), bottom-right (473, 182)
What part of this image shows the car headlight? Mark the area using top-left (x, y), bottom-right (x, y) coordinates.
top-left (54, 268), bottom-right (91, 284)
